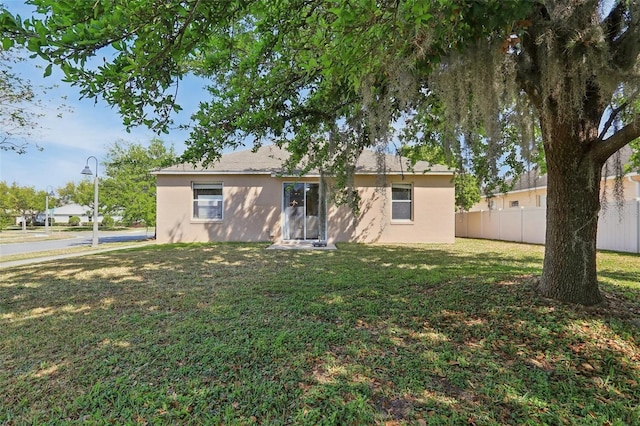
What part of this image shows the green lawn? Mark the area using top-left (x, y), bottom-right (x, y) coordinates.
top-left (1, 239), bottom-right (638, 425)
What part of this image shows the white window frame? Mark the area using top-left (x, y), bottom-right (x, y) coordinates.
top-left (192, 182), bottom-right (223, 221)
top-left (537, 195), bottom-right (547, 208)
top-left (391, 183), bottom-right (413, 221)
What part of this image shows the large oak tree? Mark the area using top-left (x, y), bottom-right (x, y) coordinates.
top-left (2, 0), bottom-right (638, 305)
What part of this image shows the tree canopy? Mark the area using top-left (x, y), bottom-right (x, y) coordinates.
top-left (101, 138), bottom-right (175, 226)
top-left (2, 0), bottom-right (638, 305)
top-left (0, 49), bottom-right (45, 154)
top-left (57, 139), bottom-right (175, 226)
top-left (0, 181), bottom-right (47, 230)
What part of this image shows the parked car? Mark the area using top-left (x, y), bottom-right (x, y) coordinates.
top-left (34, 213), bottom-right (54, 226)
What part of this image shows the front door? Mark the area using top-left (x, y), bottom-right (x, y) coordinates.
top-left (283, 183), bottom-right (325, 240)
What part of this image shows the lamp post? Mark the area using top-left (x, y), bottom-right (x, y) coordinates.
top-left (45, 185), bottom-right (54, 234)
top-left (81, 156), bottom-right (99, 247)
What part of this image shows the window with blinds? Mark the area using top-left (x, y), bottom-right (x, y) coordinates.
top-left (391, 183), bottom-right (412, 221)
top-left (192, 183), bottom-right (223, 220)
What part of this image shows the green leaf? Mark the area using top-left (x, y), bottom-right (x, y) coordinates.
top-left (2, 37), bottom-right (14, 50)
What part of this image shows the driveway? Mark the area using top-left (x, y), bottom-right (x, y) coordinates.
top-left (0, 229), bottom-right (155, 256)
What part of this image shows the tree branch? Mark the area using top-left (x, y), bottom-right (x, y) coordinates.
top-left (606, 3), bottom-right (640, 72)
top-left (594, 119), bottom-right (640, 162)
top-left (598, 89), bottom-right (639, 141)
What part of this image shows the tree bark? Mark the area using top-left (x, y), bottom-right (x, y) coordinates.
top-left (537, 118), bottom-right (604, 306)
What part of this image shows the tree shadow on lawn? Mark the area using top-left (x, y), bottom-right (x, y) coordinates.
top-left (1, 242), bottom-right (639, 424)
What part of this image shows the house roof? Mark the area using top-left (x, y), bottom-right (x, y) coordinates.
top-left (498, 145), bottom-right (637, 193)
top-left (509, 169), bottom-right (548, 192)
top-left (155, 145), bottom-right (453, 176)
top-left (51, 203), bottom-right (90, 215)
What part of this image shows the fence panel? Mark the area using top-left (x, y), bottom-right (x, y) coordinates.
top-left (522, 207), bottom-right (546, 245)
top-left (597, 200), bottom-right (640, 253)
top-left (500, 208), bottom-right (523, 242)
top-left (455, 200), bottom-right (639, 253)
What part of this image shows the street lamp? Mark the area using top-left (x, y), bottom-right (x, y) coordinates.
top-left (45, 185), bottom-right (54, 234)
top-left (81, 156), bottom-right (99, 247)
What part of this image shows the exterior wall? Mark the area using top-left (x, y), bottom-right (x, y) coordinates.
top-left (470, 187), bottom-right (547, 211)
top-left (471, 173), bottom-right (640, 212)
top-left (156, 173), bottom-right (455, 244)
top-left (337, 174), bottom-right (455, 243)
top-left (156, 174), bottom-right (282, 243)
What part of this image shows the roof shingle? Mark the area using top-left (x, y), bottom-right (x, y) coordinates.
top-left (156, 145), bottom-right (452, 175)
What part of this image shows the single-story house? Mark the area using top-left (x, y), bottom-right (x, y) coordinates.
top-left (470, 146), bottom-right (640, 211)
top-left (48, 203), bottom-right (100, 225)
top-left (15, 203), bottom-right (103, 226)
top-left (154, 145), bottom-right (455, 244)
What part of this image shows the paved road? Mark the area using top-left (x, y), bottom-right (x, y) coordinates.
top-left (0, 229), bottom-right (155, 256)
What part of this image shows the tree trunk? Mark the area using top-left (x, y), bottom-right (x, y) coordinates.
top-left (538, 122), bottom-right (604, 306)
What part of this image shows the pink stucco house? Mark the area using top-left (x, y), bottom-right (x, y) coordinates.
top-left (154, 145), bottom-right (455, 244)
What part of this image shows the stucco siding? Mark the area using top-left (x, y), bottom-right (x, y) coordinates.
top-left (157, 175), bottom-right (281, 243)
top-left (313, 174), bottom-right (454, 243)
top-left (471, 174), bottom-right (640, 212)
top-left (156, 173), bottom-right (455, 244)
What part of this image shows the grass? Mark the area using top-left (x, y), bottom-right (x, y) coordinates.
top-left (0, 240), bottom-right (155, 263)
top-left (1, 239), bottom-right (638, 425)
top-left (0, 230), bottom-right (72, 244)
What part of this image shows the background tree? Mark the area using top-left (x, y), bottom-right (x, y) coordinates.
top-left (57, 179), bottom-right (98, 220)
top-left (0, 180), bottom-right (14, 228)
top-left (0, 48), bottom-right (44, 154)
top-left (101, 138), bottom-right (175, 227)
top-left (2, 1), bottom-right (638, 305)
top-left (0, 181), bottom-right (45, 230)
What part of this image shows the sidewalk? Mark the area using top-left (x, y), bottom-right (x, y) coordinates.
top-left (0, 243), bottom-right (155, 269)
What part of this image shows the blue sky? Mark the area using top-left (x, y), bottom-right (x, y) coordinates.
top-left (0, 1), bottom-right (202, 191)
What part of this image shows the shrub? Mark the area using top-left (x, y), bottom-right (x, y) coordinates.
top-left (101, 215), bottom-right (115, 228)
top-left (0, 212), bottom-right (14, 230)
top-left (68, 216), bottom-right (81, 226)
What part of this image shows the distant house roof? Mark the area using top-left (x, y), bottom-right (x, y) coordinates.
top-left (52, 203), bottom-right (89, 215)
top-left (155, 145), bottom-right (453, 176)
top-left (497, 146), bottom-right (636, 194)
top-left (509, 169), bottom-right (548, 192)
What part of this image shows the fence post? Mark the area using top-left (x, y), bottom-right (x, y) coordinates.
top-left (521, 207), bottom-right (524, 242)
top-left (636, 199), bottom-right (640, 254)
top-left (466, 211), bottom-right (469, 238)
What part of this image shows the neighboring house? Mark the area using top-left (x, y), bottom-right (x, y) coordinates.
top-left (458, 147), bottom-right (640, 253)
top-left (49, 203), bottom-right (103, 225)
top-left (15, 203), bottom-right (93, 225)
top-left (154, 145), bottom-right (455, 244)
top-left (470, 147), bottom-right (640, 211)
top-left (471, 170), bottom-right (639, 211)
top-left (472, 169), bottom-right (549, 211)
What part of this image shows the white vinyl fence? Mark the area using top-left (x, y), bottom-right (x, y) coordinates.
top-left (455, 200), bottom-right (640, 253)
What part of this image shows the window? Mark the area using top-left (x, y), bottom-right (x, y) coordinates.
top-left (391, 183), bottom-right (412, 220)
top-left (510, 200), bottom-right (519, 208)
top-left (193, 183), bottom-right (223, 220)
top-left (537, 195), bottom-right (547, 207)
